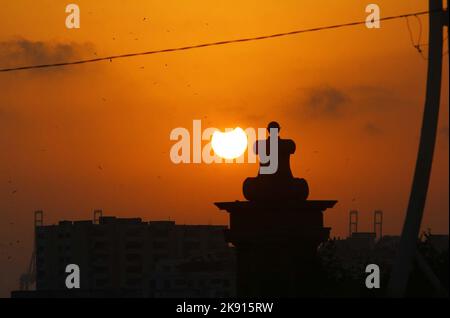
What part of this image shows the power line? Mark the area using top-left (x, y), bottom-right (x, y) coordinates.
top-left (0, 9), bottom-right (443, 73)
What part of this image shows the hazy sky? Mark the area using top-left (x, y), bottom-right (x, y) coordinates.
top-left (0, 0), bottom-right (448, 296)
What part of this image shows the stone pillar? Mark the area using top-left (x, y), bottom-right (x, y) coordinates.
top-left (215, 200), bottom-right (336, 297)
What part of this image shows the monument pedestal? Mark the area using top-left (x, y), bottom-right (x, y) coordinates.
top-left (215, 200), bottom-right (337, 297)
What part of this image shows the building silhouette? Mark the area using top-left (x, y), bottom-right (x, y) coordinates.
top-left (320, 230), bottom-right (448, 297)
top-left (13, 214), bottom-right (235, 298)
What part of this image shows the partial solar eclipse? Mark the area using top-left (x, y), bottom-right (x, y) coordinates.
top-left (211, 128), bottom-right (248, 160)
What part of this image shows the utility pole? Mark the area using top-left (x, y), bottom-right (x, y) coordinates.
top-left (388, 0), bottom-right (447, 297)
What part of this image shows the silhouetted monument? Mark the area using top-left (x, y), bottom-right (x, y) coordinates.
top-left (243, 121), bottom-right (309, 201)
top-left (215, 122), bottom-right (337, 297)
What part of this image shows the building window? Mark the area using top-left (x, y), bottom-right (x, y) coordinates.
top-left (125, 242), bottom-right (143, 249)
top-left (126, 253), bottom-right (142, 262)
top-left (126, 265), bottom-right (142, 274)
top-left (164, 280), bottom-right (171, 289)
top-left (153, 241), bottom-right (168, 249)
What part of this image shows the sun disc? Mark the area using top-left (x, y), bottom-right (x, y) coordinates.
top-left (211, 128), bottom-right (248, 159)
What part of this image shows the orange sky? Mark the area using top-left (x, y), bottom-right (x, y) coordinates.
top-left (0, 0), bottom-right (448, 296)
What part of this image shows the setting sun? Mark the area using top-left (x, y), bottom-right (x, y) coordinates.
top-left (211, 128), bottom-right (248, 160)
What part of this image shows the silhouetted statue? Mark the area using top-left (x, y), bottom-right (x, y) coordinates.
top-left (243, 122), bottom-right (309, 201)
top-left (216, 123), bottom-right (336, 296)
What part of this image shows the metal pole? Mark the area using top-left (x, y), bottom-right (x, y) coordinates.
top-left (387, 0), bottom-right (444, 297)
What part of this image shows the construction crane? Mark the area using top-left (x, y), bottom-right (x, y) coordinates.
top-left (19, 249), bottom-right (36, 290)
top-left (349, 210), bottom-right (358, 237)
top-left (19, 211), bottom-right (42, 291)
top-left (374, 210), bottom-right (383, 240)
